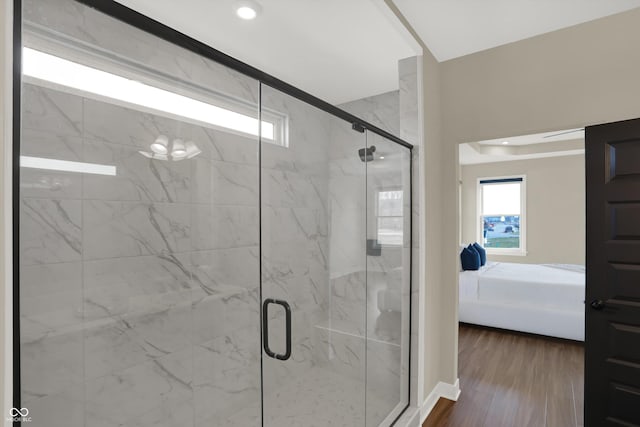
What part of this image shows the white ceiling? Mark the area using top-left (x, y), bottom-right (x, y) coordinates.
top-left (114, 0), bottom-right (419, 105)
top-left (393, 0), bottom-right (640, 61)
top-left (478, 128), bottom-right (584, 146)
top-left (459, 129), bottom-right (585, 165)
top-left (113, 1), bottom-right (640, 104)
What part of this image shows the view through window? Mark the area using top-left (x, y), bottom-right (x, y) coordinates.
top-left (377, 190), bottom-right (403, 246)
top-left (479, 177), bottom-right (524, 252)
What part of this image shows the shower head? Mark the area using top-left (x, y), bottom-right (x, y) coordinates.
top-left (358, 145), bottom-right (376, 162)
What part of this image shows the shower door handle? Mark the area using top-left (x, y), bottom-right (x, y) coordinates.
top-left (262, 298), bottom-right (292, 361)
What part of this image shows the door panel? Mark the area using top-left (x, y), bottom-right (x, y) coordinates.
top-left (585, 118), bottom-right (640, 426)
top-left (260, 84), bottom-right (367, 426)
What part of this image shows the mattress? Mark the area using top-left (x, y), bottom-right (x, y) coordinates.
top-left (460, 262), bottom-right (585, 311)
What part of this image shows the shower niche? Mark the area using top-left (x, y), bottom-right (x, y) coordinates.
top-left (16, 0), bottom-right (412, 426)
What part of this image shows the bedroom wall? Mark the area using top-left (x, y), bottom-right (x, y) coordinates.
top-left (460, 154), bottom-right (585, 265)
top-left (431, 6), bottom-right (640, 401)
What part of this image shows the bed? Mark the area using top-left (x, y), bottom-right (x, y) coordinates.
top-left (459, 262), bottom-right (585, 341)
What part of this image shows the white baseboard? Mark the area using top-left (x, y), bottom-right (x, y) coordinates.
top-left (419, 379), bottom-right (461, 424)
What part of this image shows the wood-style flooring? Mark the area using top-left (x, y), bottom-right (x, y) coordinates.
top-left (424, 323), bottom-right (584, 427)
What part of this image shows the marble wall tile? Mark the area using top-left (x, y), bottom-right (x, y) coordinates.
top-left (84, 351), bottom-right (193, 427)
top-left (262, 206), bottom-right (327, 246)
top-left (260, 86), bottom-right (332, 172)
top-left (83, 254), bottom-right (193, 319)
top-left (215, 404), bottom-right (261, 427)
top-left (21, 329), bottom-right (84, 403)
top-left (261, 309), bottom-right (316, 392)
top-left (191, 292), bottom-right (227, 345)
top-left (262, 169), bottom-right (326, 210)
top-left (262, 239), bottom-right (328, 302)
top-left (82, 201), bottom-right (190, 259)
top-left (24, 384), bottom-right (84, 427)
top-left (21, 262), bottom-right (83, 339)
top-left (367, 340), bottom-right (402, 401)
top-left (82, 98), bottom-right (176, 149)
top-left (190, 285), bottom-right (260, 347)
top-left (21, 198), bottom-right (82, 265)
top-left (399, 57), bottom-right (420, 147)
top-left (193, 328), bottom-right (261, 424)
top-left (190, 246), bottom-right (259, 293)
top-left (339, 90), bottom-right (401, 137)
top-left (82, 97), bottom-right (253, 158)
top-left (83, 139), bottom-right (191, 203)
top-left (83, 301), bottom-right (192, 381)
top-left (191, 205), bottom-right (258, 251)
top-left (191, 157), bottom-right (258, 205)
top-left (367, 270), bottom-right (403, 344)
top-left (20, 130), bottom-right (84, 199)
top-left (312, 327), bottom-right (366, 382)
top-left (366, 340), bottom-right (403, 427)
top-left (22, 84), bottom-right (82, 136)
top-left (329, 272), bottom-right (367, 336)
top-left (199, 129), bottom-right (258, 165)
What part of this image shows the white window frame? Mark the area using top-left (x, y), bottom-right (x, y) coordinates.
top-left (22, 38), bottom-right (289, 147)
top-left (477, 175), bottom-right (526, 256)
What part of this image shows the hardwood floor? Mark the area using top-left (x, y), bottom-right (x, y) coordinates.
top-left (424, 324), bottom-right (584, 427)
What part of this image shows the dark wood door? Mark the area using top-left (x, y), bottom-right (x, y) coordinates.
top-left (585, 118), bottom-right (640, 426)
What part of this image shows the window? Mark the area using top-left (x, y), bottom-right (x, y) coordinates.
top-left (377, 190), bottom-right (404, 246)
top-left (23, 47), bottom-right (288, 147)
top-left (478, 176), bottom-right (526, 255)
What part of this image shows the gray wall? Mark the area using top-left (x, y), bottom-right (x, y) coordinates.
top-left (460, 155), bottom-right (585, 265)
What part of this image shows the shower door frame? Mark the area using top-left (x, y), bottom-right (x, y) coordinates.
top-left (10, 0), bottom-right (414, 424)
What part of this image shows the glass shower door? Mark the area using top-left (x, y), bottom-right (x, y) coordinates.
top-left (365, 132), bottom-right (411, 426)
top-left (260, 84), bottom-right (368, 426)
top-left (19, 1), bottom-right (262, 426)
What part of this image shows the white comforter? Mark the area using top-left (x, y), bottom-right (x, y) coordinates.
top-left (460, 262), bottom-right (585, 311)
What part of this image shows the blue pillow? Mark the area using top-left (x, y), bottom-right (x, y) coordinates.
top-left (467, 244), bottom-right (481, 265)
top-left (460, 246), bottom-right (481, 271)
top-left (472, 242), bottom-right (487, 266)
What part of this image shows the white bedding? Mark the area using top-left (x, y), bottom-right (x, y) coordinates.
top-left (459, 262), bottom-right (585, 340)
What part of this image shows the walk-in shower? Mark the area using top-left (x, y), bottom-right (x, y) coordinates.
top-left (14, 0), bottom-right (412, 425)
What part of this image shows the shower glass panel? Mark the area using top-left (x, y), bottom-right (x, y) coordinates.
top-left (260, 84), bottom-right (368, 426)
top-left (17, 1), bottom-right (411, 426)
top-left (365, 133), bottom-right (411, 425)
top-left (19, 0), bottom-right (261, 426)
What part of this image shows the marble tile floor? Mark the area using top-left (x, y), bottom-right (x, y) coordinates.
top-left (214, 366), bottom-right (399, 427)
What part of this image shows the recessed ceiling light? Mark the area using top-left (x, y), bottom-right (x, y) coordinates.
top-left (235, 1), bottom-right (262, 20)
top-left (502, 141), bottom-right (510, 145)
top-left (380, 156), bottom-right (385, 159)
